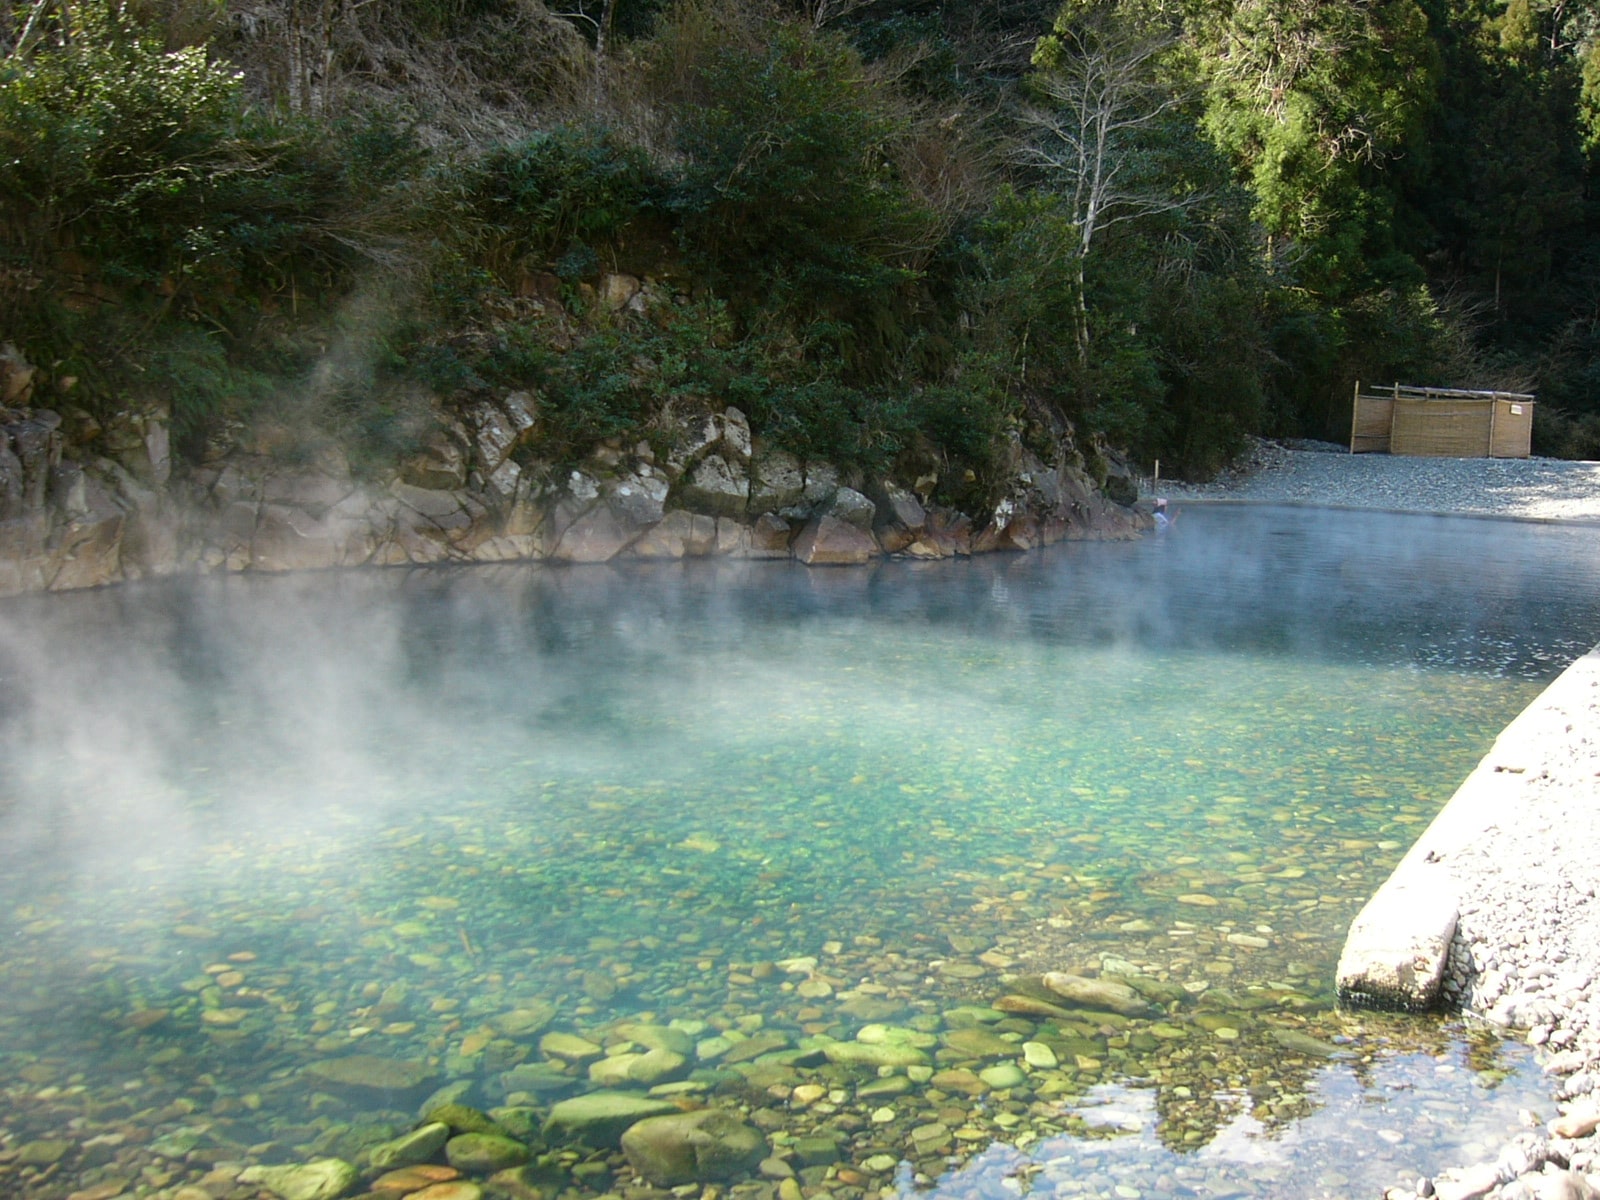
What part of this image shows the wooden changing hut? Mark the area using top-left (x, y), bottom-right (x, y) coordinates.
top-left (1349, 382), bottom-right (1534, 458)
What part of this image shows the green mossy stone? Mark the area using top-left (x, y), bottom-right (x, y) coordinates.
top-left (369, 1122), bottom-right (450, 1171)
top-left (426, 1103), bottom-right (509, 1137)
top-left (446, 1132), bottom-right (533, 1173)
top-left (488, 1106), bottom-right (545, 1142)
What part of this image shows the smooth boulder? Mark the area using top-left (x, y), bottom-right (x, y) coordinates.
top-left (238, 1159), bottom-right (359, 1200)
top-left (620, 1109), bottom-right (767, 1185)
top-left (1040, 972), bottom-right (1158, 1018)
top-left (542, 1091), bottom-right (680, 1148)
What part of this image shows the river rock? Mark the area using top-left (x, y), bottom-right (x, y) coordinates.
top-left (857, 1024), bottom-right (938, 1049)
top-left (588, 1048), bottom-right (687, 1086)
top-left (748, 512), bottom-right (792, 557)
top-left (426, 1104), bottom-right (508, 1136)
top-left (540, 1032), bottom-right (602, 1062)
top-left (16, 1139), bottom-right (72, 1165)
top-left (408, 1182), bottom-right (482, 1200)
top-left (979, 1063), bottom-right (1026, 1089)
top-left (873, 480), bottom-right (926, 531)
top-left (940, 1027), bottom-right (1016, 1058)
top-left (491, 1003), bottom-right (558, 1039)
top-left (857, 1075), bottom-right (914, 1099)
top-left (303, 1056), bottom-right (436, 1094)
top-left (620, 1109), bottom-right (767, 1185)
top-left (1269, 1028), bottom-right (1344, 1058)
top-left (994, 994), bottom-right (1076, 1020)
top-left (720, 1030), bottom-right (791, 1063)
top-left (369, 1122), bottom-right (450, 1170)
top-left (238, 1158), bottom-right (359, 1200)
top-left (500, 1061), bottom-right (580, 1097)
top-left (606, 467), bottom-right (670, 526)
top-left (720, 407), bottom-right (753, 464)
top-left (820, 1040), bottom-right (930, 1068)
top-left (678, 455), bottom-right (748, 517)
top-left (824, 487), bottom-right (876, 531)
top-left (549, 500), bottom-right (639, 563)
top-left (373, 1165), bottom-right (463, 1193)
top-left (485, 1163), bottom-right (568, 1200)
top-left (930, 1068), bottom-right (987, 1096)
top-left (401, 429), bottom-right (468, 490)
top-left (1551, 1106), bottom-right (1600, 1138)
top-left (616, 1023), bottom-right (693, 1055)
top-left (1040, 972), bottom-right (1157, 1017)
top-left (792, 515), bottom-right (878, 566)
top-left (631, 510), bottom-right (718, 558)
top-left (445, 1132), bottom-right (532, 1173)
top-left (1022, 1041), bottom-right (1059, 1068)
top-left (747, 451), bottom-right (804, 514)
top-left (543, 1091), bottom-right (679, 1147)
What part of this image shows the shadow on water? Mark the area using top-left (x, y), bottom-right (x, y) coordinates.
top-left (0, 507), bottom-right (1597, 1199)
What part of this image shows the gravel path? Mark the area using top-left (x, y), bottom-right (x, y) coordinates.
top-left (1154, 440), bottom-right (1600, 521)
top-left (1167, 443), bottom-right (1600, 1199)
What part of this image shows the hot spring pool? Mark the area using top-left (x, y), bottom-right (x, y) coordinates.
top-left (3, 506), bottom-right (1600, 1200)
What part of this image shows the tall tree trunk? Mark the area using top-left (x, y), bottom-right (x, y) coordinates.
top-left (1074, 254), bottom-right (1090, 366)
top-left (593, 0), bottom-right (613, 104)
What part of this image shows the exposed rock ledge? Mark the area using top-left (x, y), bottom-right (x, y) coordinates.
top-left (0, 390), bottom-right (1145, 598)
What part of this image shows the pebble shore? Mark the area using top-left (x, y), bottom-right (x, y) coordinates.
top-left (1161, 442), bottom-right (1600, 1200)
top-left (1154, 439), bottom-right (1600, 522)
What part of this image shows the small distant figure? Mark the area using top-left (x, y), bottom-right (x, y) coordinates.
top-left (1153, 497), bottom-right (1178, 531)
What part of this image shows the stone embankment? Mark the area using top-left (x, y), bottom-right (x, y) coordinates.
top-left (1171, 438), bottom-right (1600, 1200)
top-left (1340, 649), bottom-right (1600, 1200)
top-left (0, 346), bottom-right (1143, 598)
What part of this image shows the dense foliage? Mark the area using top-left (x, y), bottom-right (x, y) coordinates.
top-left (4, 0), bottom-right (1600, 481)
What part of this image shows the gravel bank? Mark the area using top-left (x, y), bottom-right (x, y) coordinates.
top-left (1154, 440), bottom-right (1600, 522)
top-left (1163, 443), bottom-right (1600, 1200)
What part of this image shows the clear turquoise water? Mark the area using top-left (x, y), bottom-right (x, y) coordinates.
top-left (2, 506), bottom-right (1599, 1200)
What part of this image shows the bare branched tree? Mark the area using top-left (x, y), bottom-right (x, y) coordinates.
top-left (1016, 4), bottom-right (1200, 361)
top-left (805, 0), bottom-right (883, 30)
top-left (552, 0), bottom-right (613, 100)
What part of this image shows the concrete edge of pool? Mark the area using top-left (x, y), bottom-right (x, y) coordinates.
top-left (1337, 640), bottom-right (1600, 1010)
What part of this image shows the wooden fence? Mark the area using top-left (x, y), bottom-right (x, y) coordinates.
top-left (1349, 383), bottom-right (1534, 458)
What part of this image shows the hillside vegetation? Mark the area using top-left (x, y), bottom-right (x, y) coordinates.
top-left (4, 0), bottom-right (1600, 487)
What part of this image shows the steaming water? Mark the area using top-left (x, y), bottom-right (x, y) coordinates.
top-left (2, 506), bottom-right (1600, 1200)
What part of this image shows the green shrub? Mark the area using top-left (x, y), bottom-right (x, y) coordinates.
top-left (663, 20), bottom-right (939, 375)
top-left (0, 5), bottom-right (366, 300)
top-left (457, 127), bottom-right (666, 277)
top-left (465, 299), bottom-right (754, 463)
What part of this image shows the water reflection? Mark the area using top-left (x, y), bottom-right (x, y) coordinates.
top-left (911, 1031), bottom-right (1543, 1200)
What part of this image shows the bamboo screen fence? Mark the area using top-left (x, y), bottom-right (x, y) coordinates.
top-left (1349, 383), bottom-right (1534, 458)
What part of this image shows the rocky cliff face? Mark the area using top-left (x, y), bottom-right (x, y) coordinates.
top-left (0, 348), bottom-right (1147, 598)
